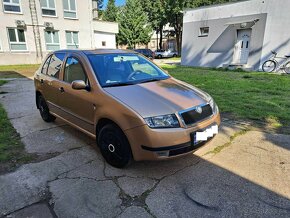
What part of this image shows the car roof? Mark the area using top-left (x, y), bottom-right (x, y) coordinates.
top-left (54, 49), bottom-right (138, 55)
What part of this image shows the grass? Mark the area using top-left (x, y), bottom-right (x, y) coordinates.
top-left (0, 80), bottom-right (35, 173)
top-left (0, 64), bottom-right (39, 78)
top-left (162, 65), bottom-right (290, 131)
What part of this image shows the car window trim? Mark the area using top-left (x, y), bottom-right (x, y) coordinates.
top-left (62, 55), bottom-right (91, 86)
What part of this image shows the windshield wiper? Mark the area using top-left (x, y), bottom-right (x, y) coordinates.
top-left (139, 78), bottom-right (166, 84)
top-left (103, 82), bottom-right (136, 88)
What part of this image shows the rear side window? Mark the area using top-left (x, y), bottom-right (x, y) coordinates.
top-left (47, 53), bottom-right (66, 78)
top-left (41, 55), bottom-right (52, 75)
top-left (64, 57), bottom-right (87, 84)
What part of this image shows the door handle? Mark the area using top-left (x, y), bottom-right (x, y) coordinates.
top-left (40, 79), bottom-right (44, 84)
top-left (59, 87), bottom-right (65, 93)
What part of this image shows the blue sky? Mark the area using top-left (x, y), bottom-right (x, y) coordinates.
top-left (103, 0), bottom-right (125, 8)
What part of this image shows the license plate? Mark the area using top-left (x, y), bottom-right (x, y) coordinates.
top-left (192, 125), bottom-right (218, 145)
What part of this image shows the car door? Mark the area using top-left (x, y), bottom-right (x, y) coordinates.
top-left (57, 55), bottom-right (95, 134)
top-left (37, 52), bottom-right (66, 114)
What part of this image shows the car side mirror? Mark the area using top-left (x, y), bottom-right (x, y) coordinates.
top-left (71, 80), bottom-right (90, 91)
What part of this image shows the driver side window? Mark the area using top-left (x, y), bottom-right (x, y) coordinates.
top-left (64, 57), bottom-right (88, 84)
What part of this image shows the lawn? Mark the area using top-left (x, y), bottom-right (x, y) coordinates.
top-left (0, 81), bottom-right (34, 173)
top-left (162, 65), bottom-right (290, 131)
top-left (0, 64), bottom-right (39, 78)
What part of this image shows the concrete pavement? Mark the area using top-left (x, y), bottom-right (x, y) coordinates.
top-left (0, 78), bottom-right (289, 217)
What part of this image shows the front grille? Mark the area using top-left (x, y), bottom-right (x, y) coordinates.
top-left (180, 104), bottom-right (213, 126)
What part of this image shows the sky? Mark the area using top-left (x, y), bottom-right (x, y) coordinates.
top-left (103, 0), bottom-right (125, 8)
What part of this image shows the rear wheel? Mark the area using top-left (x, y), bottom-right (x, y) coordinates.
top-left (262, 60), bottom-right (276, 72)
top-left (173, 54), bottom-right (177, 57)
top-left (157, 54), bottom-right (162, 59)
top-left (98, 124), bottom-right (132, 168)
top-left (37, 95), bottom-right (56, 122)
top-left (284, 61), bottom-right (290, 74)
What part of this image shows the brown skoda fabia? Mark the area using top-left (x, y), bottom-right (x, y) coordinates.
top-left (34, 49), bottom-right (220, 168)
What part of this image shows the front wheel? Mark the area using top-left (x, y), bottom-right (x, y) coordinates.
top-left (37, 95), bottom-right (56, 122)
top-left (283, 61), bottom-right (290, 74)
top-left (262, 60), bottom-right (276, 72)
top-left (98, 124), bottom-right (132, 168)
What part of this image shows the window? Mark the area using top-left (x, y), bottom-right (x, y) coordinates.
top-left (44, 31), bottom-right (60, 51)
top-left (199, 27), bottom-right (209, 37)
top-left (102, 41), bottom-right (106, 47)
top-left (41, 55), bottom-right (52, 74)
top-left (64, 57), bottom-right (87, 84)
top-left (3, 0), bottom-right (21, 13)
top-left (40, 0), bottom-right (56, 16)
top-left (7, 28), bottom-right (27, 51)
top-left (47, 53), bottom-right (65, 78)
top-left (88, 54), bottom-right (169, 87)
top-left (63, 0), bottom-right (77, 19)
top-left (66, 31), bottom-right (79, 49)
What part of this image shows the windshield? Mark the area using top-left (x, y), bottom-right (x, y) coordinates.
top-left (87, 53), bottom-right (169, 87)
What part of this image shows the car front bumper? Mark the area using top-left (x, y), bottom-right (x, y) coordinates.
top-left (124, 113), bottom-right (221, 161)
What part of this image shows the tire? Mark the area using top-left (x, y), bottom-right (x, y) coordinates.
top-left (98, 124), bottom-right (132, 168)
top-left (173, 54), bottom-right (177, 58)
top-left (262, 60), bottom-right (276, 72)
top-left (37, 95), bottom-right (56, 122)
top-left (157, 54), bottom-right (162, 59)
top-left (284, 61), bottom-right (290, 74)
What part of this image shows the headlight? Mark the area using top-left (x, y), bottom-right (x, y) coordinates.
top-left (144, 114), bottom-right (180, 128)
top-left (209, 98), bottom-right (219, 114)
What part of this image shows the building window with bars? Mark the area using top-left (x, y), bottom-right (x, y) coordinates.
top-left (7, 28), bottom-right (27, 51)
top-left (199, 27), bottom-right (209, 37)
top-left (44, 31), bottom-right (60, 51)
top-left (66, 31), bottom-right (79, 48)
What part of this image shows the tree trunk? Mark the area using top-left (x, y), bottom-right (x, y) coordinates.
top-left (174, 15), bottom-right (182, 55)
top-left (159, 25), bottom-right (163, 50)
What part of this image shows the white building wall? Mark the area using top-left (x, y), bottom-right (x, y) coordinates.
top-left (0, 0), bottom-right (119, 65)
top-left (182, 0), bottom-right (290, 70)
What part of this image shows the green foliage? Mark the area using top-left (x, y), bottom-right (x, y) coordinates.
top-left (117, 0), bottom-right (152, 48)
top-left (102, 0), bottom-right (118, 22)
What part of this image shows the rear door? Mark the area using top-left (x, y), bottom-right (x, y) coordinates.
top-left (57, 54), bottom-right (95, 134)
top-left (36, 52), bottom-right (66, 114)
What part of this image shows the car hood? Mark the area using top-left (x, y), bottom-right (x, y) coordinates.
top-left (104, 78), bottom-right (210, 118)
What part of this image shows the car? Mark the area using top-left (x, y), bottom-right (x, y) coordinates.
top-left (133, 49), bottom-right (155, 59)
top-left (34, 49), bottom-right (220, 168)
top-left (155, 49), bottom-right (178, 59)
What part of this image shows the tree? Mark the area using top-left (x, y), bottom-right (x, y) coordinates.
top-left (117, 0), bottom-right (152, 49)
top-left (102, 0), bottom-right (118, 22)
top-left (166, 0), bottom-right (234, 55)
top-left (141, 0), bottom-right (168, 50)
top-left (97, 0), bottom-right (104, 9)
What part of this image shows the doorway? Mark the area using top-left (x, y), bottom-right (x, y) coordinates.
top-left (233, 29), bottom-right (252, 64)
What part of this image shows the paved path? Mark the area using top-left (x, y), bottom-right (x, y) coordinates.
top-left (0, 78), bottom-right (290, 218)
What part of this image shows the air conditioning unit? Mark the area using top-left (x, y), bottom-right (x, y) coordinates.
top-left (15, 20), bottom-right (26, 28)
top-left (44, 22), bottom-right (54, 30)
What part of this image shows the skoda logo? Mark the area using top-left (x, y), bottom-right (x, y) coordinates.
top-left (195, 106), bottom-right (203, 114)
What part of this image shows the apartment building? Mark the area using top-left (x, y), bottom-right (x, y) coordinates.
top-left (0, 0), bottom-right (119, 65)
